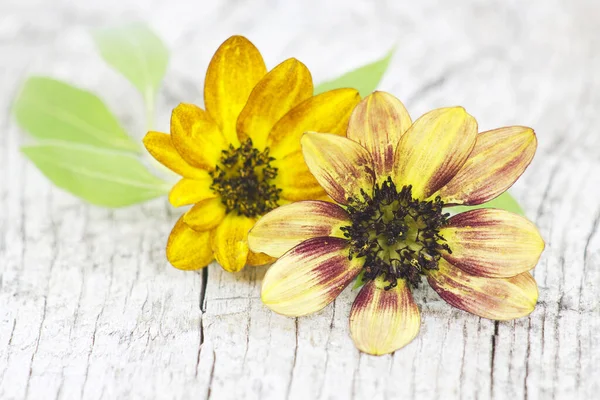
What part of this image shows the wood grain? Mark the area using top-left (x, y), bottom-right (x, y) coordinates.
top-left (1, 0), bottom-right (599, 399)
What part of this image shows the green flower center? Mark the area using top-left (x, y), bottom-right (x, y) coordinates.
top-left (209, 138), bottom-right (281, 217)
top-left (341, 177), bottom-right (451, 290)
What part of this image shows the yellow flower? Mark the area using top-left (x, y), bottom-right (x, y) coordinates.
top-left (144, 36), bottom-right (360, 272)
top-left (249, 91), bottom-right (544, 355)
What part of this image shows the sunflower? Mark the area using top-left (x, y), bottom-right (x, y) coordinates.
top-left (143, 36), bottom-right (360, 272)
top-left (248, 91), bottom-right (544, 355)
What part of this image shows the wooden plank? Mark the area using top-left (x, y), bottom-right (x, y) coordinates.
top-left (1, 0), bottom-right (599, 399)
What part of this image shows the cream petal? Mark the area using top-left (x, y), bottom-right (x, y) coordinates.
top-left (441, 209), bottom-right (545, 278)
top-left (261, 237), bottom-right (362, 316)
top-left (347, 91), bottom-right (412, 181)
top-left (349, 277), bottom-right (420, 355)
top-left (248, 201), bottom-right (350, 258)
top-left (301, 132), bottom-right (375, 205)
top-left (427, 259), bottom-right (538, 320)
top-left (392, 107), bottom-right (478, 199)
top-left (435, 126), bottom-right (537, 205)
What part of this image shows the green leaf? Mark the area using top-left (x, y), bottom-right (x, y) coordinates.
top-left (13, 77), bottom-right (139, 152)
top-left (91, 23), bottom-right (169, 115)
top-left (450, 192), bottom-right (525, 216)
top-left (314, 48), bottom-right (394, 97)
top-left (352, 270), bottom-right (367, 290)
top-left (22, 142), bottom-right (171, 207)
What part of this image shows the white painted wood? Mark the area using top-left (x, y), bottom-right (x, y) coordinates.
top-left (1, 0), bottom-right (599, 399)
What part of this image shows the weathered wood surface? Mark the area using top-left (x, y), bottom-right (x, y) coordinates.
top-left (1, 0), bottom-right (599, 399)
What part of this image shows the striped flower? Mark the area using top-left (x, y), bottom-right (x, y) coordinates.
top-left (143, 36), bottom-right (360, 272)
top-left (249, 91), bottom-right (544, 355)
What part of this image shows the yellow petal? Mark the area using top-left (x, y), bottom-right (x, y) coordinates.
top-left (246, 251), bottom-right (276, 266)
top-left (170, 103), bottom-right (227, 170)
top-left (204, 36), bottom-right (267, 146)
top-left (349, 277), bottom-right (420, 355)
top-left (237, 58), bottom-right (313, 150)
top-left (434, 126), bottom-right (537, 205)
top-left (183, 197), bottom-right (227, 231)
top-left (168, 175), bottom-right (215, 207)
top-left (441, 209), bottom-right (544, 278)
top-left (392, 107), bottom-right (478, 199)
top-left (301, 132), bottom-right (375, 204)
top-left (166, 216), bottom-right (213, 270)
top-left (248, 200), bottom-right (350, 258)
top-left (261, 237), bottom-right (362, 316)
top-left (268, 88), bottom-right (361, 159)
top-left (142, 131), bottom-right (205, 179)
top-left (347, 91), bottom-right (412, 181)
top-left (273, 150), bottom-right (327, 201)
top-left (427, 259), bottom-right (538, 320)
top-left (210, 213), bottom-right (255, 272)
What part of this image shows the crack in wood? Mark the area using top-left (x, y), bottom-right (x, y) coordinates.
top-left (490, 321), bottom-right (499, 399)
top-left (205, 349), bottom-right (216, 400)
top-left (459, 321), bottom-right (467, 399)
top-left (350, 352), bottom-right (362, 400)
top-left (2, 2), bottom-right (600, 398)
top-left (317, 302), bottom-right (336, 399)
top-left (196, 267), bottom-right (209, 377)
top-left (524, 318), bottom-right (532, 400)
top-left (576, 210), bottom-right (600, 390)
top-left (0, 318), bottom-right (17, 387)
top-left (285, 318), bottom-right (299, 400)
top-left (24, 296), bottom-right (47, 400)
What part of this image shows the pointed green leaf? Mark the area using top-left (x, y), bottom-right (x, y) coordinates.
top-left (92, 23), bottom-right (169, 103)
top-left (352, 270), bottom-right (367, 290)
top-left (450, 192), bottom-right (525, 216)
top-left (314, 48), bottom-right (394, 97)
top-left (13, 77), bottom-right (139, 152)
top-left (22, 142), bottom-right (171, 207)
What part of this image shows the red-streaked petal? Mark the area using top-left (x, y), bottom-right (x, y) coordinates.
top-left (204, 36), bottom-right (267, 146)
top-left (236, 58), bottom-right (313, 150)
top-left (301, 132), bottom-right (375, 205)
top-left (349, 277), bottom-right (420, 355)
top-left (434, 126), bottom-right (537, 205)
top-left (392, 107), bottom-right (478, 199)
top-left (248, 201), bottom-right (350, 258)
top-left (427, 259), bottom-right (538, 320)
top-left (441, 209), bottom-right (545, 278)
top-left (347, 91), bottom-right (412, 181)
top-left (261, 237), bottom-right (362, 316)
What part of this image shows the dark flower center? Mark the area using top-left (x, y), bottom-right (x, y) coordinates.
top-left (209, 138), bottom-right (280, 217)
top-left (341, 177), bottom-right (451, 290)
